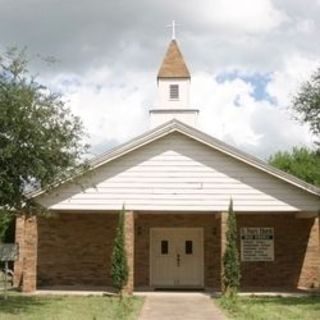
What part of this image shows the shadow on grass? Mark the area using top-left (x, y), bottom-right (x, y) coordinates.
top-left (0, 294), bottom-right (63, 315)
top-left (218, 295), bottom-right (320, 320)
top-left (245, 296), bottom-right (320, 307)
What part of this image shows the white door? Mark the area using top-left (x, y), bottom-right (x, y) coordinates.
top-left (150, 228), bottom-right (204, 288)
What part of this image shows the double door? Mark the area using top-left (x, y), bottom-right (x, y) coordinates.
top-left (150, 228), bottom-right (204, 288)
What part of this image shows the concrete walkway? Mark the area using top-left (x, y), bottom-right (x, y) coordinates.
top-left (138, 293), bottom-right (227, 320)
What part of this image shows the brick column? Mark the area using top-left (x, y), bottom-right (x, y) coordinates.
top-left (13, 215), bottom-right (25, 288)
top-left (220, 211), bottom-right (228, 292)
top-left (22, 216), bottom-right (38, 292)
top-left (124, 210), bottom-right (135, 295)
top-left (297, 215), bottom-right (320, 289)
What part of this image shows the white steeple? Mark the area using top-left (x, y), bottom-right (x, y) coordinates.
top-left (149, 37), bottom-right (199, 128)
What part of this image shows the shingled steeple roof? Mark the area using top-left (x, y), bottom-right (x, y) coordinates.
top-left (157, 40), bottom-right (191, 79)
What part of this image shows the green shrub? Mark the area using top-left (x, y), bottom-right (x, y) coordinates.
top-left (111, 206), bottom-right (129, 296)
top-left (222, 199), bottom-right (241, 298)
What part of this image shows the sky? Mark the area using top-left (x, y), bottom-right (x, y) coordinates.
top-left (1, 0), bottom-right (320, 160)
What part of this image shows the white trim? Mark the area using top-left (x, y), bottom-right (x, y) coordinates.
top-left (149, 109), bottom-right (199, 114)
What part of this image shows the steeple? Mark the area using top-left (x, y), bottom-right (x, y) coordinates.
top-left (149, 37), bottom-right (199, 128)
top-left (157, 40), bottom-right (191, 79)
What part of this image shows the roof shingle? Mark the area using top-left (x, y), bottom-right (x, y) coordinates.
top-left (157, 40), bottom-right (191, 79)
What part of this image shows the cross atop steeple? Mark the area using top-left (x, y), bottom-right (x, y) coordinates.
top-left (166, 20), bottom-right (179, 40)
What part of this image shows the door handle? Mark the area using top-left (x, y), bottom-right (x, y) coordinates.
top-left (177, 254), bottom-right (180, 267)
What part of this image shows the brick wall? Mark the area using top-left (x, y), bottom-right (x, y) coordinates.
top-left (23, 216), bottom-right (38, 292)
top-left (220, 212), bottom-right (228, 292)
top-left (237, 214), bottom-right (320, 290)
top-left (124, 211), bottom-right (135, 294)
top-left (14, 215), bottom-right (38, 292)
top-left (37, 213), bottom-right (117, 287)
top-left (134, 213), bottom-right (319, 290)
top-left (14, 215), bottom-right (25, 288)
top-left (34, 212), bottom-right (319, 291)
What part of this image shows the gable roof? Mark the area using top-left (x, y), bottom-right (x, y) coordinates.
top-left (31, 119), bottom-right (320, 200)
top-left (157, 40), bottom-right (191, 79)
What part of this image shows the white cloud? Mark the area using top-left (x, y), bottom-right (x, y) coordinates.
top-left (191, 71), bottom-right (314, 160)
top-left (192, 73), bottom-right (260, 145)
top-left (49, 68), bottom-right (155, 156)
top-left (8, 0), bottom-right (319, 160)
top-left (295, 18), bottom-right (315, 33)
top-left (266, 55), bottom-right (319, 106)
top-left (197, 0), bottom-right (288, 34)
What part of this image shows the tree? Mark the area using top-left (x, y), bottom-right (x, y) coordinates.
top-left (0, 211), bottom-right (15, 244)
top-left (0, 212), bottom-right (11, 242)
top-left (292, 68), bottom-right (320, 147)
top-left (0, 47), bottom-right (88, 216)
top-left (268, 147), bottom-right (320, 187)
top-left (222, 199), bottom-right (240, 298)
top-left (111, 206), bottom-right (129, 296)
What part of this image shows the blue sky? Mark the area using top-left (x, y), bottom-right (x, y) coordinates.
top-left (216, 72), bottom-right (273, 102)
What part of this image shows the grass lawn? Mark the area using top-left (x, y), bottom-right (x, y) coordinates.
top-left (0, 292), bottom-right (144, 320)
top-left (216, 296), bottom-right (320, 320)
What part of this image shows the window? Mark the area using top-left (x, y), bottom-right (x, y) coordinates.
top-left (185, 240), bottom-right (193, 254)
top-left (161, 240), bottom-right (169, 254)
top-left (170, 84), bottom-right (179, 99)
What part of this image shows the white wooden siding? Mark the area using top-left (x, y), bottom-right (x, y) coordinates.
top-left (39, 132), bottom-right (320, 212)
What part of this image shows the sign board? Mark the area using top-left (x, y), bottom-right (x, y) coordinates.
top-left (0, 244), bottom-right (18, 262)
top-left (240, 228), bottom-right (274, 262)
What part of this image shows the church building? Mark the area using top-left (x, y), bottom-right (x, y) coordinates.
top-left (14, 37), bottom-right (320, 293)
